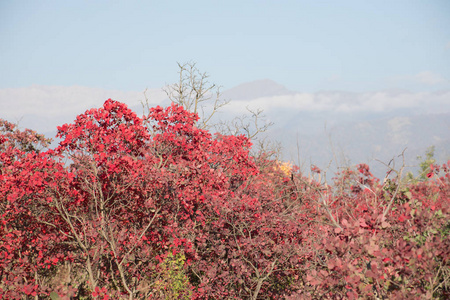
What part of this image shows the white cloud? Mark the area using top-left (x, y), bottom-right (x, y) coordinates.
top-left (0, 85), bottom-right (167, 132)
top-left (414, 71), bottom-right (447, 85)
top-left (1, 84), bottom-right (450, 134)
top-left (223, 89), bottom-right (450, 115)
top-left (390, 71), bottom-right (448, 86)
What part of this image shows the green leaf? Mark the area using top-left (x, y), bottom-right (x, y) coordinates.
top-left (50, 292), bottom-right (60, 300)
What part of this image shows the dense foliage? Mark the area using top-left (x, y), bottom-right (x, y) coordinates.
top-left (1, 100), bottom-right (448, 299)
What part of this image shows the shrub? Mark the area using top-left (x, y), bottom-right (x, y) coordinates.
top-left (1, 101), bottom-right (448, 299)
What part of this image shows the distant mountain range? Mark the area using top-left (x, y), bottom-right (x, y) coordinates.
top-left (218, 80), bottom-right (450, 180)
top-left (1, 80), bottom-right (449, 180)
top-left (222, 79), bottom-right (295, 100)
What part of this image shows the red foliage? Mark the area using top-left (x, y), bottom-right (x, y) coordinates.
top-left (1, 100), bottom-right (449, 299)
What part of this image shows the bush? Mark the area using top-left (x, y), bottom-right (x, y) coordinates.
top-left (1, 100), bottom-right (448, 299)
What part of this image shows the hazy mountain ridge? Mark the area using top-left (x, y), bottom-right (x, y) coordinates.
top-left (219, 80), bottom-right (450, 178)
top-left (221, 79), bottom-right (295, 100)
top-left (324, 112), bottom-right (450, 178)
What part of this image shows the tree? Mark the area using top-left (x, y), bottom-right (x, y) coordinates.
top-left (0, 99), bottom-right (300, 298)
top-left (160, 62), bottom-right (276, 157)
top-left (405, 145), bottom-right (437, 182)
top-left (161, 62), bottom-right (229, 130)
top-left (418, 145), bottom-right (436, 181)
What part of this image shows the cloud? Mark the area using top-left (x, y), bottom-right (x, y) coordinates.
top-left (223, 89), bottom-right (450, 115)
top-left (391, 71), bottom-right (448, 86)
top-left (414, 71), bottom-right (447, 85)
top-left (0, 85), bottom-right (167, 133)
top-left (1, 84), bottom-right (450, 135)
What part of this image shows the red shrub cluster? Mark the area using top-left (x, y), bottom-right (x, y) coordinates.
top-left (1, 100), bottom-right (448, 299)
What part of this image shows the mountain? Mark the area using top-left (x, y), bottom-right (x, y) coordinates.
top-left (221, 79), bottom-right (294, 100)
top-left (219, 82), bottom-right (450, 179)
top-left (277, 111), bottom-right (450, 180)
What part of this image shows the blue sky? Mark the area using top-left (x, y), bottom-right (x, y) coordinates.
top-left (1, 0), bottom-right (449, 93)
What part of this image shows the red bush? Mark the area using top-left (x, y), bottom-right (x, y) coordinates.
top-left (1, 100), bottom-right (448, 299)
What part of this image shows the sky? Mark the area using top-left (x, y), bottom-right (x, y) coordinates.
top-left (1, 0), bottom-right (450, 176)
top-left (1, 0), bottom-right (450, 94)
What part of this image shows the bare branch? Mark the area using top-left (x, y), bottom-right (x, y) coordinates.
top-left (163, 62), bottom-right (230, 130)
